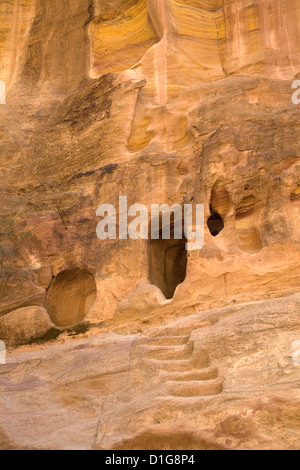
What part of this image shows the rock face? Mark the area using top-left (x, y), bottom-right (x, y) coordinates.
top-left (1, 295), bottom-right (300, 450)
top-left (0, 0), bottom-right (300, 450)
top-left (0, 306), bottom-right (55, 347)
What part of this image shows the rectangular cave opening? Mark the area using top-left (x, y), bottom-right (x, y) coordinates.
top-left (148, 220), bottom-right (187, 300)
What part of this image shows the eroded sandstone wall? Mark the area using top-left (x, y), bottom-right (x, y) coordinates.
top-left (0, 0), bottom-right (299, 336)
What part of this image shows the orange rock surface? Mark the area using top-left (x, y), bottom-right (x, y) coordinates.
top-left (0, 0), bottom-right (300, 450)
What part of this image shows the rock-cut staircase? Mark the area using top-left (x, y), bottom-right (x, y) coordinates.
top-left (135, 331), bottom-right (223, 399)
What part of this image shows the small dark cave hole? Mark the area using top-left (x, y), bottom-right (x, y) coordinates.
top-left (207, 211), bottom-right (224, 237)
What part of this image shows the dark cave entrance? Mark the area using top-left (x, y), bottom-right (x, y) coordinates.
top-left (207, 211), bottom-right (224, 237)
top-left (148, 220), bottom-right (187, 300)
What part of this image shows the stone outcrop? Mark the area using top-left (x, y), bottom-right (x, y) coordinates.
top-left (1, 295), bottom-right (300, 450)
top-left (0, 0), bottom-right (300, 450)
top-left (0, 306), bottom-right (56, 347)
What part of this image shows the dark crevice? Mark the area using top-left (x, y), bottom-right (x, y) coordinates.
top-left (207, 211), bottom-right (224, 237)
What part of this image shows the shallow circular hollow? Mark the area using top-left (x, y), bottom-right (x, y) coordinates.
top-left (46, 268), bottom-right (97, 327)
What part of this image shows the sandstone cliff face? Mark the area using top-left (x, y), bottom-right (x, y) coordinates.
top-left (0, 0), bottom-right (300, 450)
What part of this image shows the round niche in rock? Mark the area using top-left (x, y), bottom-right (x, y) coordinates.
top-left (46, 268), bottom-right (97, 327)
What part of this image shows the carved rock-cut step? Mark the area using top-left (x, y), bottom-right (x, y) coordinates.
top-left (165, 378), bottom-right (223, 398)
top-left (145, 343), bottom-right (194, 360)
top-left (142, 336), bottom-right (190, 346)
top-left (145, 358), bottom-right (196, 372)
top-left (0, 363), bottom-right (19, 375)
top-left (155, 395), bottom-right (220, 409)
top-left (163, 367), bottom-right (218, 382)
top-left (151, 321), bottom-right (213, 337)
